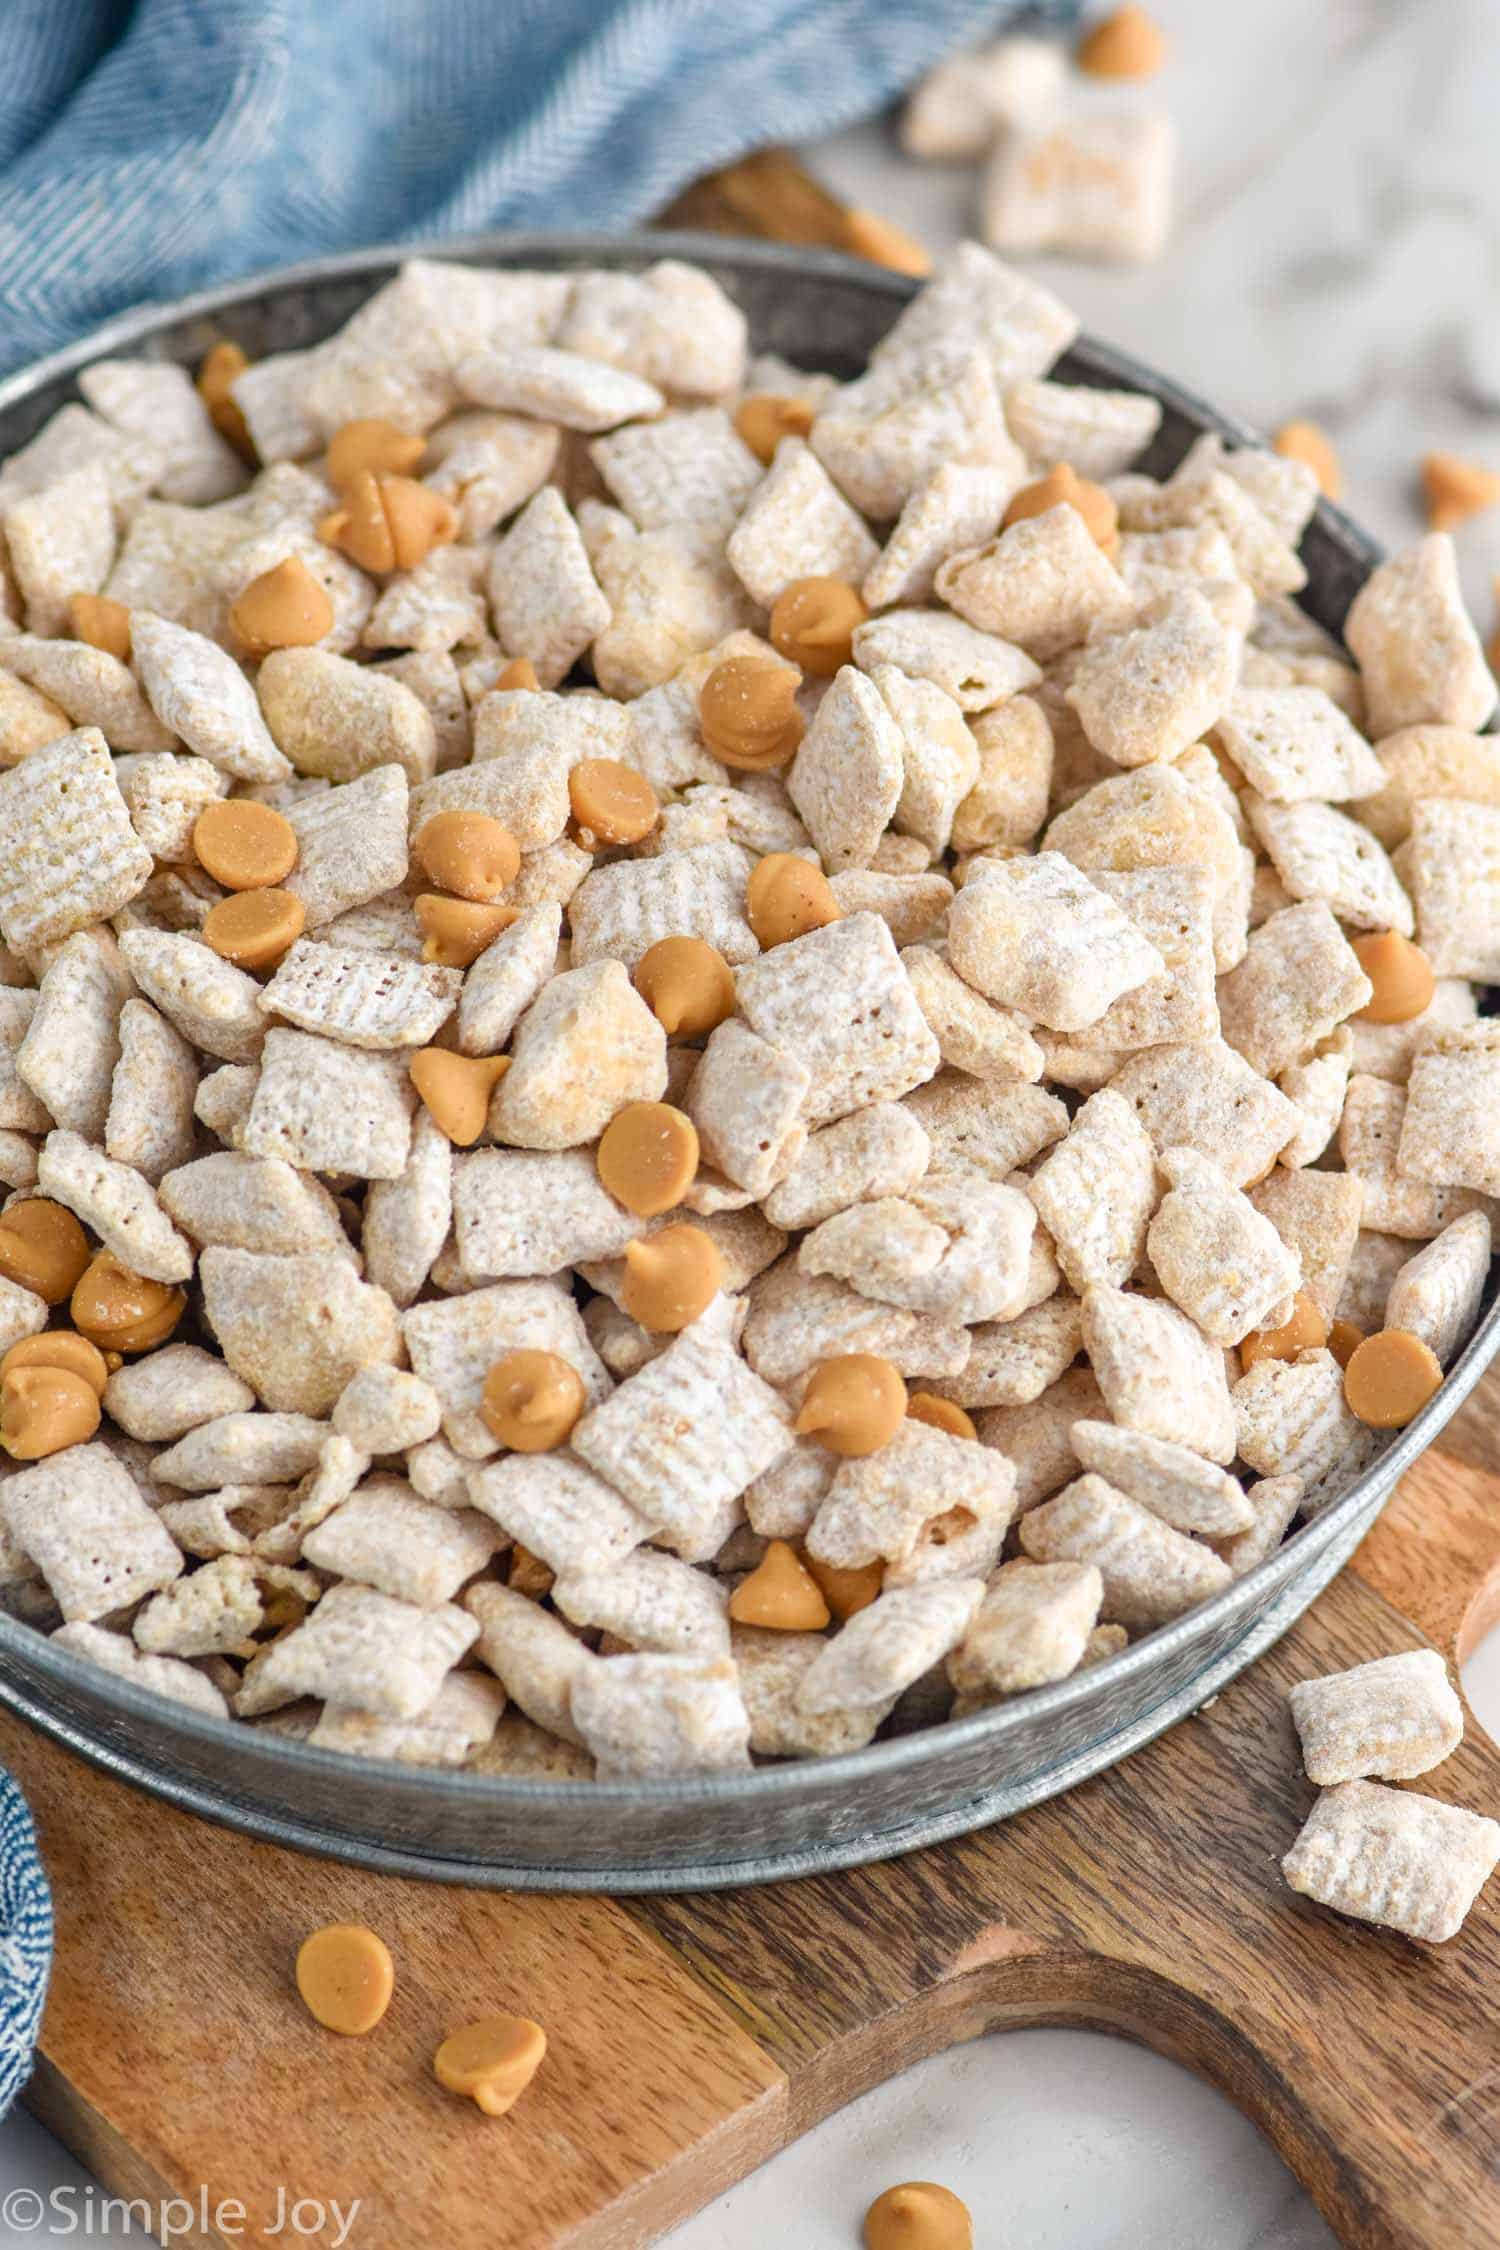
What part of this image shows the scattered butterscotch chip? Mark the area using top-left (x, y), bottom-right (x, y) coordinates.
top-left (1344, 1329), bottom-right (1443, 1428)
top-left (410, 1049), bottom-right (511, 1147)
top-left (229, 555), bottom-right (335, 656)
top-left (1077, 4), bottom-right (1168, 78)
top-left (769, 576), bottom-right (868, 676)
top-left (203, 886), bottom-right (306, 972)
top-left (795, 1354), bottom-right (908, 1457)
top-left (569, 758), bottom-right (660, 848)
top-left (196, 339), bottom-right (254, 458)
top-left (1421, 450), bottom-right (1500, 533)
top-left (1352, 930), bottom-right (1436, 1025)
top-left (1239, 1291), bottom-right (1330, 1371)
top-left (0, 1364), bottom-right (101, 1461)
top-left (1327, 1319), bottom-right (1365, 1371)
top-left (746, 853), bottom-right (842, 949)
top-left (803, 1552), bottom-right (885, 1621)
top-left (68, 591), bottom-right (132, 662)
top-left (295, 1923), bottom-right (395, 2037)
top-left (596, 1101), bottom-right (699, 1217)
top-left (1003, 462), bottom-right (1118, 556)
top-left (841, 207), bottom-right (933, 278)
top-left (634, 936), bottom-right (737, 1039)
top-left (0, 1197), bottom-right (91, 1304)
top-left (0, 1331), bottom-right (110, 1398)
top-left (497, 656), bottom-right (540, 692)
top-left (434, 2013), bottom-right (547, 2118)
top-left (734, 393), bottom-right (815, 467)
top-left (907, 1393), bottom-right (978, 1441)
top-left (192, 798), bottom-right (299, 891)
top-left (620, 1224), bottom-right (723, 1332)
top-left (1273, 420), bottom-right (1343, 502)
top-left (699, 656), bottom-right (805, 771)
top-left (414, 810), bottom-right (521, 902)
top-left (319, 469), bottom-right (457, 575)
top-left (481, 1350), bottom-right (587, 1453)
top-left (71, 1253), bottom-right (185, 1354)
top-left (415, 894), bottom-right (519, 968)
top-left (729, 1539), bottom-right (831, 1631)
top-left (324, 418), bottom-right (426, 490)
top-left (864, 2181), bottom-right (973, 2250)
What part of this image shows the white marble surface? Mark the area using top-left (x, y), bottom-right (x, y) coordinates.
top-left (2, 5), bottom-right (1500, 2245)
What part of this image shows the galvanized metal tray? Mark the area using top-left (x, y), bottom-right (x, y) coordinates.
top-left (0, 231), bottom-right (1491, 1892)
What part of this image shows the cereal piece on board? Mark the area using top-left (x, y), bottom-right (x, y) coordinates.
top-left (947, 1558), bottom-right (1103, 1696)
top-left (238, 1582), bottom-right (477, 1722)
top-left (105, 998), bottom-right (199, 1184)
top-left (282, 764), bottom-right (411, 930)
top-left (1026, 1086), bottom-right (1158, 1291)
top-left (1018, 1473), bottom-right (1230, 1629)
top-left (1403, 799), bottom-right (1500, 981)
top-left (786, 665), bottom-right (904, 872)
top-left (130, 613), bottom-right (291, 785)
top-left (569, 1652), bottom-right (751, 1778)
top-left (1066, 591), bottom-right (1237, 768)
top-left (310, 1670), bottom-right (507, 1767)
top-left (51, 1621), bottom-right (228, 1718)
top-left (489, 960), bottom-right (665, 1150)
top-left (244, 1028), bottom-right (414, 1179)
top-left (116, 929), bottom-right (264, 1067)
top-left (1110, 1038), bottom-right (1298, 1187)
top-left (761, 1102), bottom-right (932, 1232)
top-left (1282, 1779), bottom-right (1500, 1943)
top-left (452, 1147), bottom-right (639, 1278)
top-left (901, 946), bottom-right (1044, 1084)
top-left (1290, 1649), bottom-right (1463, 1786)
top-left (1233, 1349), bottom-right (1371, 1483)
top-left (1215, 686), bottom-right (1384, 804)
top-left (1249, 1167), bottom-right (1363, 1323)
top-left (798, 1579), bottom-right (985, 1715)
top-left (362, 1109), bottom-right (451, 1309)
top-left (37, 1128), bottom-right (192, 1282)
top-left (1344, 534), bottom-right (1496, 737)
top-left (301, 1478), bottom-right (499, 1607)
top-left (257, 649), bottom-right (437, 786)
top-left (1339, 1074), bottom-right (1494, 1238)
top-left (2, 1442), bottom-right (182, 1623)
top-left (1219, 902), bottom-right (1372, 1085)
top-left (151, 1412), bottom-right (328, 1492)
top-left (1384, 1213), bottom-right (1491, 1365)
top-left (872, 242), bottom-right (1078, 391)
top-left (4, 463), bottom-right (115, 636)
top-left (686, 1020), bottom-right (809, 1198)
top-left (947, 853), bottom-right (1163, 1032)
top-left (851, 608), bottom-right (1041, 711)
top-left (936, 506), bottom-right (1133, 661)
top-left (103, 1344), bottom-right (255, 1443)
top-left (982, 111), bottom-right (1174, 263)
top-left (466, 1580), bottom-right (595, 1744)
top-left (486, 488), bottom-right (610, 689)
top-left (571, 1295), bottom-right (792, 1562)
top-left (553, 1550), bottom-right (730, 1658)
top-left (568, 841), bottom-right (758, 971)
top-left (1247, 797), bottom-right (1411, 935)
top-left (1398, 1027), bottom-right (1500, 1200)
top-left (1005, 377), bottom-right (1161, 481)
top-left (1352, 723), bottom-right (1500, 850)
top-left (735, 913), bottom-right (939, 1127)
top-left (591, 410), bottom-right (761, 541)
top-left (810, 350), bottom-right (1024, 524)
top-left (556, 260), bottom-right (747, 398)
top-left (0, 730), bottom-right (152, 953)
top-left (1148, 1146), bottom-right (1301, 1346)
top-left (17, 929), bottom-right (134, 1141)
top-left (864, 462), bottom-right (1016, 610)
top-left (726, 440), bottom-right (879, 609)
top-left (258, 940), bottom-right (460, 1050)
top-left (402, 1278), bottom-right (607, 1459)
top-left (200, 1247), bottom-right (400, 1415)
top-left (807, 1419), bottom-right (1017, 1570)
top-left (1082, 1283), bottom-right (1237, 1461)
top-left (1070, 1420), bottom-right (1252, 1537)
top-left (732, 1625), bottom-right (891, 1758)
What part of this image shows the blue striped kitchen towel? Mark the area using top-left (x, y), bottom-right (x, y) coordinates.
top-left (0, 1769), bottom-right (49, 2113)
top-left (0, 0), bottom-right (1079, 377)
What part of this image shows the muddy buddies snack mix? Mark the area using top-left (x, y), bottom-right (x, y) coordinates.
top-left (0, 242), bottom-right (1495, 1784)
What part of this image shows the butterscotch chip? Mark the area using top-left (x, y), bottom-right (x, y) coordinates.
top-left (1328, 1318), bottom-right (1365, 1370)
top-left (0, 1331), bottom-right (110, 1397)
top-left (68, 592), bottom-right (132, 663)
top-left (1003, 462), bottom-right (1118, 556)
top-left (841, 207), bottom-right (932, 278)
top-left (319, 470), bottom-right (457, 576)
top-left (415, 894), bottom-right (519, 968)
top-left (325, 418), bottom-right (426, 490)
top-left (192, 799), bottom-right (298, 891)
top-left (1, 1364), bottom-right (101, 1460)
top-left (0, 1197), bottom-right (91, 1304)
top-left (907, 1392), bottom-right (977, 1441)
top-left (728, 1538), bottom-right (831, 1631)
top-left (699, 656), bottom-right (806, 772)
top-left (597, 1101), bottom-right (699, 1217)
top-left (196, 340), bottom-right (254, 458)
top-left (746, 853), bottom-right (843, 949)
top-left (1352, 931), bottom-right (1437, 1025)
top-left (229, 556), bottom-right (335, 657)
top-left (294, 1923), bottom-right (394, 2037)
top-left (1273, 421), bottom-right (1342, 501)
top-left (71, 1251), bottom-right (185, 1353)
top-left (497, 657), bottom-right (540, 692)
top-left (1239, 1290), bottom-right (1330, 1371)
top-left (769, 577), bottom-right (869, 676)
top-left (795, 1354), bottom-right (907, 1457)
top-left (634, 936), bottom-right (736, 1039)
top-left (620, 1223), bottom-right (722, 1332)
top-left (1421, 451), bottom-right (1500, 533)
top-left (415, 810), bottom-right (521, 902)
top-left (481, 1348), bottom-right (586, 1453)
top-left (1077, 5), bottom-right (1168, 77)
top-left (410, 1049), bottom-right (510, 1147)
top-left (1344, 1328), bottom-right (1443, 1428)
top-left (433, 2014), bottom-right (547, 2117)
top-left (203, 887), bottom-right (306, 971)
top-left (569, 759), bottom-right (660, 848)
top-left (734, 393), bottom-right (815, 467)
